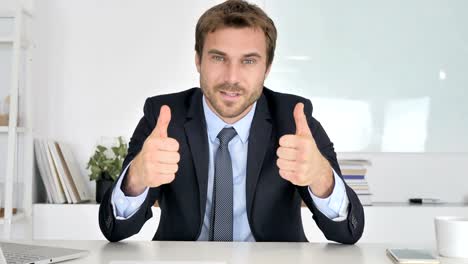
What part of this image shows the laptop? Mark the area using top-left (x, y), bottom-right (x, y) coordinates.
top-left (0, 241), bottom-right (89, 264)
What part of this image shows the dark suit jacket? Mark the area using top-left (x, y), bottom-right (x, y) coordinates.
top-left (99, 87), bottom-right (365, 243)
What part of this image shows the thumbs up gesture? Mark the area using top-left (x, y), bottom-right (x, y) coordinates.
top-left (124, 105), bottom-right (180, 196)
top-left (276, 103), bottom-right (334, 198)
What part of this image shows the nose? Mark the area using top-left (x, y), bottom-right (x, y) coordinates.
top-left (224, 61), bottom-right (241, 85)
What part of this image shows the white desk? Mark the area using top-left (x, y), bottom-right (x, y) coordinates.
top-left (24, 240), bottom-right (468, 264)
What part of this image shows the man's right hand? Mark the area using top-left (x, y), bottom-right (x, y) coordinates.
top-left (123, 105), bottom-right (180, 196)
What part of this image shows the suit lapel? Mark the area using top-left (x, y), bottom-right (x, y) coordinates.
top-left (246, 93), bottom-right (272, 218)
top-left (184, 89), bottom-right (210, 224)
top-left (183, 89), bottom-right (272, 231)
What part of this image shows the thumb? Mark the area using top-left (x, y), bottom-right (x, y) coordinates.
top-left (152, 105), bottom-right (171, 138)
top-left (294, 103), bottom-right (312, 137)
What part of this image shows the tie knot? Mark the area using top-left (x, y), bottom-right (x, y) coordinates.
top-left (217, 127), bottom-right (237, 147)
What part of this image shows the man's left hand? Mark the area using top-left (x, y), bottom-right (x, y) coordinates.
top-left (276, 103), bottom-right (335, 198)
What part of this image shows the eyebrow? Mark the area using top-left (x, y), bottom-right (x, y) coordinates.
top-left (207, 49), bottom-right (262, 58)
top-left (207, 49), bottom-right (227, 56)
top-left (243, 52), bottom-right (262, 58)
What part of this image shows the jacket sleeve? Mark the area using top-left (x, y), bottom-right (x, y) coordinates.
top-left (99, 98), bottom-right (161, 242)
top-left (296, 99), bottom-right (365, 244)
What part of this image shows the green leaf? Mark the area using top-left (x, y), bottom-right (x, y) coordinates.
top-left (104, 159), bottom-right (114, 166)
top-left (87, 137), bottom-right (129, 182)
top-left (90, 165), bottom-right (101, 175)
top-left (111, 146), bottom-right (119, 156)
top-left (97, 145), bottom-right (107, 153)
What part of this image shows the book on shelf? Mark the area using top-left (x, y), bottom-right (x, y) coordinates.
top-left (48, 140), bottom-right (81, 203)
top-left (345, 179), bottom-right (369, 185)
top-left (338, 159), bottom-right (372, 166)
top-left (58, 142), bottom-right (92, 202)
top-left (341, 168), bottom-right (367, 176)
top-left (47, 140), bottom-right (73, 203)
top-left (339, 158), bottom-right (373, 205)
top-left (34, 138), bottom-right (91, 204)
top-left (39, 139), bottom-right (67, 203)
top-left (342, 175), bottom-right (365, 180)
top-left (34, 140), bottom-right (54, 203)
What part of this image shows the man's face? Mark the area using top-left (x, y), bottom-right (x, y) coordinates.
top-left (196, 27), bottom-right (271, 124)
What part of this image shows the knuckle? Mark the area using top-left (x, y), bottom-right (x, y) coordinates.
top-left (276, 159), bottom-right (282, 167)
top-left (279, 135), bottom-right (289, 146)
top-left (289, 172), bottom-right (297, 180)
top-left (279, 169), bottom-right (286, 178)
top-left (156, 174), bottom-right (167, 184)
top-left (166, 173), bottom-right (175, 182)
top-left (166, 138), bottom-right (179, 150)
top-left (173, 140), bottom-right (180, 151)
top-left (279, 137), bottom-right (285, 146)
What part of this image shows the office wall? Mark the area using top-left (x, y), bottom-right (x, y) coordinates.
top-left (31, 0), bottom-right (468, 203)
top-left (264, 0), bottom-right (468, 153)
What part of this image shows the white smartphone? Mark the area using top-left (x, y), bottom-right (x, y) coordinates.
top-left (386, 248), bottom-right (440, 264)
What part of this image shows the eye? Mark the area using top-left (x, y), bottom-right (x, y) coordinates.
top-left (243, 59), bottom-right (256, 64)
top-left (212, 55), bottom-right (225, 62)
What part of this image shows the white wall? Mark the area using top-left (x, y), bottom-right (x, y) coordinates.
top-left (264, 0), bottom-right (468, 153)
top-left (31, 0), bottom-right (468, 203)
top-left (32, 0), bottom-right (218, 195)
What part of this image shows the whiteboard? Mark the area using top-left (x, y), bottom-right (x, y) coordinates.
top-left (264, 0), bottom-right (468, 152)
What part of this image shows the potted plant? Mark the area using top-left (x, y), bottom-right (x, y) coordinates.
top-left (87, 136), bottom-right (128, 203)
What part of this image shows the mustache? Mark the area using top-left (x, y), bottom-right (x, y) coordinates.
top-left (215, 83), bottom-right (245, 93)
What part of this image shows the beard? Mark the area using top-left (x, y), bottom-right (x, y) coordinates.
top-left (201, 80), bottom-right (262, 119)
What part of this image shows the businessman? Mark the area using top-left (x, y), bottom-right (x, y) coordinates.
top-left (99, 0), bottom-right (364, 243)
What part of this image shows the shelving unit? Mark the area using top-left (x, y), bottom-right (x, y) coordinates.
top-left (0, 126), bottom-right (26, 133)
top-left (0, 211), bottom-right (25, 224)
top-left (0, 1), bottom-right (34, 240)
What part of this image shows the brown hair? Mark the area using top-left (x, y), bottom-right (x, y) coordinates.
top-left (195, 0), bottom-right (277, 67)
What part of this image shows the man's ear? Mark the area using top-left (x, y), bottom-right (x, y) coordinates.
top-left (195, 52), bottom-right (201, 73)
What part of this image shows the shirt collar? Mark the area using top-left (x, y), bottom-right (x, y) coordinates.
top-left (202, 95), bottom-right (256, 144)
